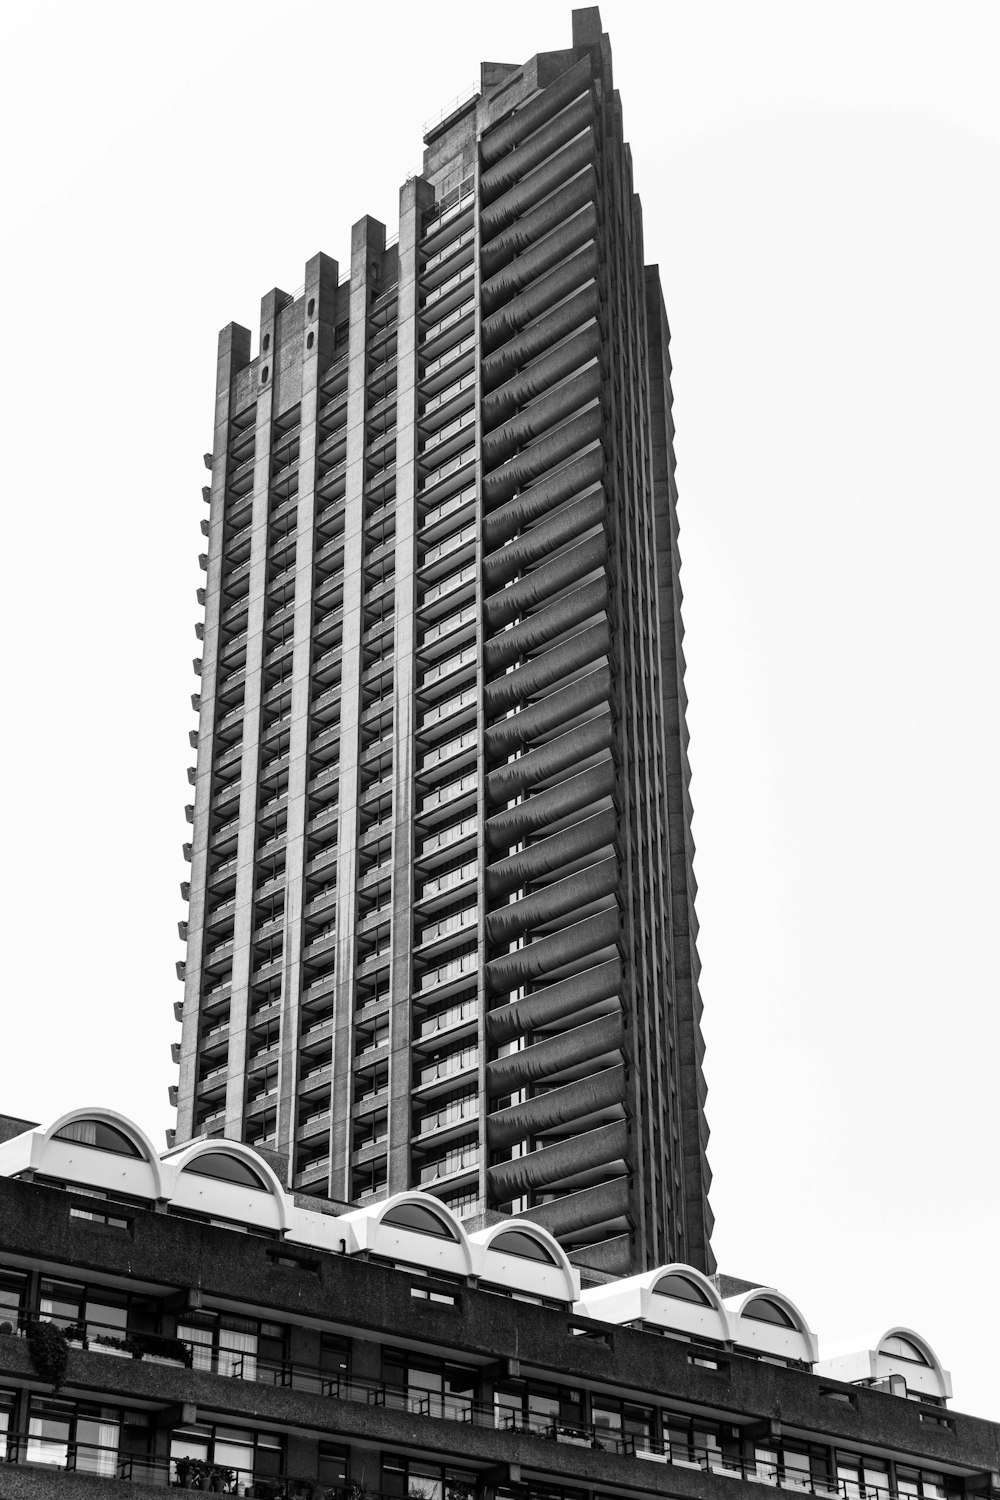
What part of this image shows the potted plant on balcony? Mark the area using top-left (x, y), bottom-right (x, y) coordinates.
top-left (25, 1320), bottom-right (73, 1390)
top-left (130, 1330), bottom-right (193, 1366)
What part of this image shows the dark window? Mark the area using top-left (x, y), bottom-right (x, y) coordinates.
top-left (653, 1273), bottom-right (711, 1305)
top-left (180, 1152), bottom-right (268, 1190)
top-left (382, 1201), bottom-right (457, 1239)
top-left (320, 1333), bottom-right (350, 1382)
top-left (319, 1443), bottom-right (349, 1486)
top-left (0, 1270), bottom-right (27, 1334)
top-left (744, 1297), bottom-right (795, 1328)
top-left (53, 1120), bottom-right (142, 1158)
top-left (491, 1230), bottom-right (556, 1265)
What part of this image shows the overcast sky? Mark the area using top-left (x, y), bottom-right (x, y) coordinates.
top-left (2, 0), bottom-right (997, 1419)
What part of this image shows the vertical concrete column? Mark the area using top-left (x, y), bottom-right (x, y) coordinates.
top-left (275, 254), bottom-right (340, 1185)
top-left (387, 177), bottom-right (433, 1194)
top-left (330, 219), bottom-right (386, 1199)
top-left (177, 322), bottom-right (250, 1142)
top-left (224, 289), bottom-right (286, 1135)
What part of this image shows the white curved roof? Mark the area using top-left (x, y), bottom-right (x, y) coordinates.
top-left (576, 1262), bottom-right (730, 1344)
top-left (723, 1286), bottom-right (819, 1364)
top-left (0, 1107), bottom-right (166, 1202)
top-left (165, 1138), bottom-right (289, 1231)
top-left (468, 1220), bottom-right (579, 1302)
top-left (816, 1325), bottom-right (952, 1400)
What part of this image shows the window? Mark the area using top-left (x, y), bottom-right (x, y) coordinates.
top-left (320, 1332), bottom-right (350, 1385)
top-left (837, 1452), bottom-right (889, 1500)
top-left (0, 1388), bottom-right (15, 1460)
top-left (170, 1422), bottom-right (282, 1489)
top-left (26, 1396), bottom-right (147, 1478)
top-left (180, 1151), bottom-right (269, 1190)
top-left (879, 1335), bottom-right (929, 1364)
top-left (664, 1410), bottom-right (724, 1467)
top-left (653, 1272), bottom-right (711, 1304)
top-left (38, 1278), bottom-right (157, 1348)
top-left (496, 1379), bottom-right (583, 1438)
top-left (753, 1440), bottom-right (828, 1490)
top-left (69, 1189), bottom-right (131, 1229)
top-left (592, 1396), bottom-right (654, 1452)
top-left (176, 1312), bottom-right (286, 1381)
top-left (382, 1455), bottom-right (476, 1500)
top-left (52, 1119), bottom-right (142, 1158)
top-left (897, 1468), bottom-right (947, 1500)
top-left (383, 1348), bottom-right (478, 1419)
top-left (319, 1443), bottom-right (349, 1487)
top-left (744, 1297), bottom-right (795, 1327)
top-left (382, 1200), bottom-right (458, 1239)
top-left (0, 1270), bottom-right (27, 1334)
top-left (491, 1230), bottom-right (557, 1264)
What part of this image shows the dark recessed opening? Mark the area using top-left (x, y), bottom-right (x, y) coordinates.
top-left (262, 332), bottom-right (270, 352)
top-left (307, 297), bottom-right (316, 317)
top-left (306, 331), bottom-right (315, 350)
top-left (261, 366), bottom-right (269, 384)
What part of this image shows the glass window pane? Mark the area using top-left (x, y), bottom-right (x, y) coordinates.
top-left (76, 1416), bottom-right (120, 1477)
top-left (53, 1120), bottom-right (142, 1157)
top-left (40, 1281), bottom-right (84, 1325)
top-left (28, 1401), bottom-right (72, 1467)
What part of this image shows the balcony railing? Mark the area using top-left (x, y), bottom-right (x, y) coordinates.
top-left (413, 996), bottom-right (476, 1044)
top-left (417, 1092), bottom-right (478, 1136)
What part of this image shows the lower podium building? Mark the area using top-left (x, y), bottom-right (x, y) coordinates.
top-left (0, 1109), bottom-right (995, 1500)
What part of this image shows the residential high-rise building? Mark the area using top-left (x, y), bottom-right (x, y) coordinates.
top-left (174, 8), bottom-right (713, 1277)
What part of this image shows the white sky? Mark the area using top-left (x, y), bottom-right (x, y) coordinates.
top-left (2, 0), bottom-right (998, 1419)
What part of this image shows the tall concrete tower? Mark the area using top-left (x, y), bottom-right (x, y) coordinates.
top-left (174, 8), bottom-right (713, 1277)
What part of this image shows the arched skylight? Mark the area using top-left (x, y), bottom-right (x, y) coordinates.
top-left (744, 1297), bottom-right (795, 1328)
top-left (491, 1229), bottom-right (557, 1264)
top-left (53, 1119), bottom-right (142, 1159)
top-left (879, 1335), bottom-right (929, 1365)
top-left (180, 1152), bottom-right (268, 1191)
top-left (652, 1273), bottom-right (712, 1305)
top-left (382, 1201), bottom-right (458, 1239)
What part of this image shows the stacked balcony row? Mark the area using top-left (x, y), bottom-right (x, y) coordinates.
top-left (476, 59), bottom-right (630, 1254)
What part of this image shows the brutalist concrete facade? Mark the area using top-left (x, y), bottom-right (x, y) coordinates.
top-left (174, 8), bottom-right (713, 1276)
top-left (0, 1149), bottom-right (996, 1500)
